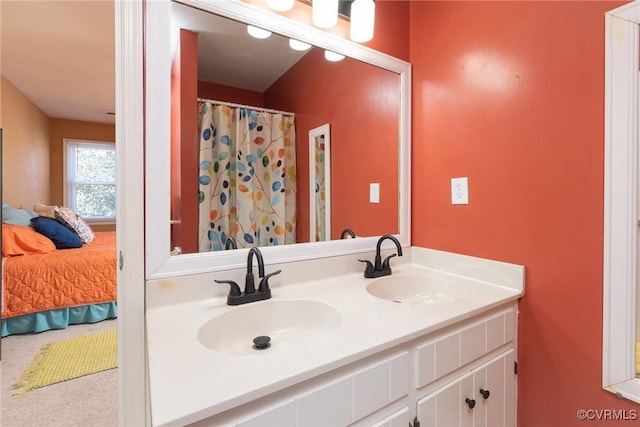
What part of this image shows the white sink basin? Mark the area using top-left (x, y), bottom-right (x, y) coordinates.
top-left (197, 300), bottom-right (342, 355)
top-left (366, 274), bottom-right (465, 304)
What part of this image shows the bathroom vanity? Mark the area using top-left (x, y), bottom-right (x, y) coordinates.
top-left (146, 247), bottom-right (524, 426)
top-left (114, 1), bottom-right (523, 425)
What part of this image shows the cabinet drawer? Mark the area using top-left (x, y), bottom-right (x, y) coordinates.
top-left (296, 377), bottom-right (353, 426)
top-left (416, 307), bottom-right (516, 389)
top-left (236, 401), bottom-right (295, 427)
top-left (487, 308), bottom-right (516, 353)
top-left (435, 333), bottom-right (460, 379)
top-left (460, 322), bottom-right (486, 366)
top-left (235, 351), bottom-right (410, 427)
top-left (370, 407), bottom-right (410, 427)
top-left (353, 352), bottom-right (410, 421)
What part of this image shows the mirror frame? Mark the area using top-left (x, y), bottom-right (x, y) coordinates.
top-left (145, 0), bottom-right (411, 279)
top-left (309, 123), bottom-right (331, 242)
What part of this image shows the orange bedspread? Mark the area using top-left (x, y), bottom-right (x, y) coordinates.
top-left (1, 231), bottom-right (116, 318)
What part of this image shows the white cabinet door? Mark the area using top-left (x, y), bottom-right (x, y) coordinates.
top-left (417, 372), bottom-right (471, 427)
top-left (475, 349), bottom-right (516, 427)
top-left (472, 364), bottom-right (488, 427)
top-left (416, 349), bottom-right (515, 427)
top-left (461, 374), bottom-right (476, 426)
top-left (483, 353), bottom-right (505, 427)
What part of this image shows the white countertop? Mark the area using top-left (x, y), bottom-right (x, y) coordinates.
top-left (146, 247), bottom-right (524, 426)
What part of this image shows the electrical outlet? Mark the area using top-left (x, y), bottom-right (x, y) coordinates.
top-left (451, 177), bottom-right (469, 204)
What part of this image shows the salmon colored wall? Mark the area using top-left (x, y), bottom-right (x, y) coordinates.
top-left (1, 76), bottom-right (51, 209)
top-left (198, 81), bottom-right (264, 107)
top-left (265, 48), bottom-right (399, 242)
top-left (361, 0), bottom-right (410, 62)
top-left (410, 1), bottom-right (637, 426)
top-left (170, 29), bottom-right (199, 254)
top-left (171, 32), bottom-right (183, 250)
top-left (255, 0), bottom-right (409, 242)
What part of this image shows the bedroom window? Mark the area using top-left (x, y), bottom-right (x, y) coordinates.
top-left (64, 139), bottom-right (116, 222)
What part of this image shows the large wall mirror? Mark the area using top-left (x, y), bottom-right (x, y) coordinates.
top-left (145, 0), bottom-right (411, 278)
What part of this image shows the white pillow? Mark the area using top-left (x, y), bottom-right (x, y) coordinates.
top-left (33, 202), bottom-right (58, 218)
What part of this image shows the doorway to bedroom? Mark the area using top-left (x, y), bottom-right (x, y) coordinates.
top-left (0, 1), bottom-right (118, 425)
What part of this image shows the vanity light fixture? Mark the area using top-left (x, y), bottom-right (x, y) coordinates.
top-left (266, 0), bottom-right (295, 12)
top-left (289, 38), bottom-right (312, 51)
top-left (312, 0), bottom-right (338, 29)
top-left (324, 50), bottom-right (345, 62)
top-left (350, 0), bottom-right (375, 43)
top-left (247, 25), bottom-right (272, 39)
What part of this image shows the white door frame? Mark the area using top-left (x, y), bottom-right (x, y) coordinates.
top-left (603, 0), bottom-right (640, 402)
top-left (115, 0), bottom-right (148, 425)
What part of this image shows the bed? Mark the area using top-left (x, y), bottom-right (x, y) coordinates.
top-left (1, 230), bottom-right (117, 337)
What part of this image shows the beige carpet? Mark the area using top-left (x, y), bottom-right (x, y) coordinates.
top-left (0, 320), bottom-right (118, 427)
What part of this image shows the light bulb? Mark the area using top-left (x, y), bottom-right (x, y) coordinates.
top-left (350, 0), bottom-right (375, 43)
top-left (266, 0), bottom-right (295, 12)
top-left (324, 50), bottom-right (345, 62)
top-left (312, 0), bottom-right (338, 29)
top-left (247, 25), bottom-right (272, 39)
top-left (289, 39), bottom-right (312, 51)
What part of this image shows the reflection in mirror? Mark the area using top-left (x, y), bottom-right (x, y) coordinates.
top-left (145, 0), bottom-right (410, 278)
top-left (170, 2), bottom-right (400, 255)
top-left (309, 124), bottom-right (331, 241)
top-left (196, 100), bottom-right (297, 251)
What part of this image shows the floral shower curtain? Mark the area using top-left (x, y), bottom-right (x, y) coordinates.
top-left (198, 101), bottom-right (297, 251)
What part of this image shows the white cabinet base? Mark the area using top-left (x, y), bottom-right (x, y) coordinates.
top-left (187, 302), bottom-right (518, 427)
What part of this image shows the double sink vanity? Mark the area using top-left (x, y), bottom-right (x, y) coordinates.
top-left (146, 245), bottom-right (524, 426)
top-left (127, 1), bottom-right (527, 426)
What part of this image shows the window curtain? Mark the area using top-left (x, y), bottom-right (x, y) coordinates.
top-left (198, 101), bottom-right (297, 251)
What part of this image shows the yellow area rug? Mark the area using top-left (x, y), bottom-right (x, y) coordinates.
top-left (13, 329), bottom-right (117, 397)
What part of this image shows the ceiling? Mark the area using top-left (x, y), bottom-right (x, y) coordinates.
top-left (1, 0), bottom-right (116, 124)
top-left (172, 2), bottom-right (308, 94)
top-left (1, 1), bottom-right (310, 126)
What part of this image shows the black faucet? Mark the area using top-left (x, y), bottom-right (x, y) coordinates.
top-left (215, 247), bottom-right (281, 305)
top-left (359, 235), bottom-right (403, 278)
top-left (225, 236), bottom-right (237, 250)
top-left (340, 228), bottom-right (356, 239)
top-left (244, 247), bottom-right (265, 294)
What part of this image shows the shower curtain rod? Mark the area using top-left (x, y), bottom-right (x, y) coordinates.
top-left (197, 98), bottom-right (294, 117)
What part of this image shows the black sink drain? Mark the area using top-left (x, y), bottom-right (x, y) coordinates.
top-left (253, 335), bottom-right (271, 350)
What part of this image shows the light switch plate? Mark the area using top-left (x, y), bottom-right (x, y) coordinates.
top-left (370, 183), bottom-right (380, 203)
top-left (451, 177), bottom-right (469, 204)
